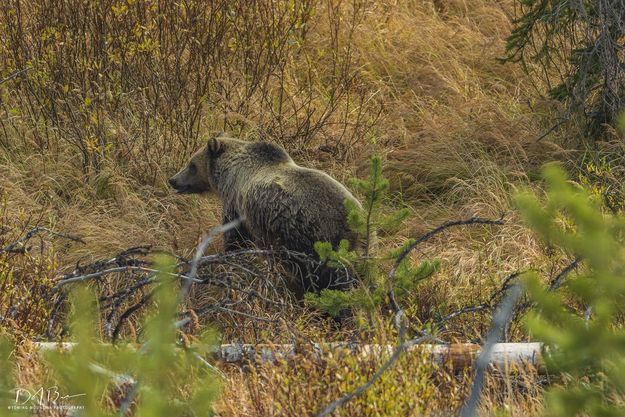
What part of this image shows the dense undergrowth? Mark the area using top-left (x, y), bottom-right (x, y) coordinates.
top-left (2, 0), bottom-right (623, 415)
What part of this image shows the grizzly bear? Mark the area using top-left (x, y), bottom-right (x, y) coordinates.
top-left (169, 134), bottom-right (362, 295)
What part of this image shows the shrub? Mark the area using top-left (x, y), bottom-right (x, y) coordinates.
top-left (0, 0), bottom-right (372, 177)
top-left (516, 164), bottom-right (625, 416)
top-left (0, 203), bottom-right (58, 339)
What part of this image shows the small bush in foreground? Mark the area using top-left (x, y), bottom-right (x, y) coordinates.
top-left (0, 255), bottom-right (220, 416)
top-left (0, 203), bottom-right (58, 339)
top-left (517, 164), bottom-right (625, 416)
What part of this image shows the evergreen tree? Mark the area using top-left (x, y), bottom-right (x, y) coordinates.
top-left (516, 164), bottom-right (625, 416)
top-left (503, 1), bottom-right (625, 136)
top-left (307, 155), bottom-right (438, 317)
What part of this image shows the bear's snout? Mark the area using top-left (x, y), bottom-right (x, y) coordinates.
top-left (168, 174), bottom-right (205, 194)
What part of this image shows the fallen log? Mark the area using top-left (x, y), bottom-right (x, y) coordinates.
top-left (33, 342), bottom-right (543, 370)
top-left (218, 342), bottom-right (543, 370)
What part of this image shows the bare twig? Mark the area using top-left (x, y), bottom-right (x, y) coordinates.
top-left (460, 283), bottom-right (523, 417)
top-left (54, 266), bottom-right (185, 289)
top-left (180, 218), bottom-right (243, 300)
top-left (535, 119), bottom-right (568, 142)
top-left (193, 247), bottom-right (319, 267)
top-left (0, 66), bottom-right (31, 85)
top-left (206, 278), bottom-right (287, 307)
top-left (389, 217), bottom-right (504, 279)
top-left (547, 257), bottom-right (581, 291)
top-left (99, 277), bottom-right (155, 304)
top-left (192, 352), bottom-right (227, 379)
top-left (0, 226), bottom-right (85, 254)
top-left (434, 305), bottom-right (490, 327)
top-left (190, 302), bottom-right (278, 324)
top-left (103, 277), bottom-right (155, 339)
top-left (512, 258), bottom-right (581, 322)
top-left (46, 293), bottom-right (68, 339)
top-left (112, 290), bottom-right (155, 342)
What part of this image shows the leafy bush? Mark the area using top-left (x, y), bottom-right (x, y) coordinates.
top-left (241, 346), bottom-right (440, 417)
top-left (0, 204), bottom-right (58, 339)
top-left (516, 164), bottom-right (625, 416)
top-left (0, 0), bottom-right (371, 176)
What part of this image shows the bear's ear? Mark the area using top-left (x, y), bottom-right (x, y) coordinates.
top-left (207, 136), bottom-right (224, 156)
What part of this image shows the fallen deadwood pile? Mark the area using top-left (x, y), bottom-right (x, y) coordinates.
top-left (3, 220), bottom-right (572, 417)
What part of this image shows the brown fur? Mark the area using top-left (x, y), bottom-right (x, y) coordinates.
top-left (169, 135), bottom-right (362, 294)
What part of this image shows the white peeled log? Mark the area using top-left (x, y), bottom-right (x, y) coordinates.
top-left (483, 342), bottom-right (543, 369)
top-left (33, 342), bottom-right (544, 370)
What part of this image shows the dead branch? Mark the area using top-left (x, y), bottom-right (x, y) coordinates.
top-left (193, 304), bottom-right (279, 324)
top-left (48, 245), bottom-right (298, 340)
top-left (54, 266), bottom-right (199, 289)
top-left (0, 67), bottom-right (31, 85)
top-left (547, 257), bottom-right (581, 291)
top-left (44, 220), bottom-right (289, 342)
top-left (389, 216), bottom-right (505, 277)
top-left (60, 246), bottom-right (151, 278)
top-left (99, 277), bottom-right (154, 304)
top-left (44, 216), bottom-right (508, 346)
top-left (111, 289), bottom-right (155, 342)
top-left (460, 284), bottom-right (523, 417)
top-left (33, 341), bottom-right (544, 368)
top-left (0, 226), bottom-right (85, 254)
top-left (111, 221), bottom-right (245, 409)
top-left (46, 294), bottom-right (68, 339)
top-left (103, 277), bottom-right (154, 339)
top-left (181, 218), bottom-right (243, 300)
top-left (193, 247), bottom-right (319, 267)
top-left (510, 257), bottom-right (581, 323)
top-left (55, 266), bottom-right (166, 288)
top-left (205, 278), bottom-right (287, 307)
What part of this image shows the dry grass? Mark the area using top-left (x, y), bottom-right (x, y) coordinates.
top-left (0, 0), bottom-right (577, 415)
top-left (215, 349), bottom-right (546, 417)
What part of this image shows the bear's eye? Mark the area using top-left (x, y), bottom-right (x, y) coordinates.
top-left (188, 163), bottom-right (197, 175)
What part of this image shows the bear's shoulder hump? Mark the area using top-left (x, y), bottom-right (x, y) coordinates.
top-left (247, 141), bottom-right (292, 164)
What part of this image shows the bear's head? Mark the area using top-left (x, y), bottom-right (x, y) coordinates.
top-left (168, 136), bottom-right (228, 194)
top-left (169, 135), bottom-right (292, 194)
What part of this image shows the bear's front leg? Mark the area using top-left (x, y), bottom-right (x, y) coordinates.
top-left (223, 213), bottom-right (254, 252)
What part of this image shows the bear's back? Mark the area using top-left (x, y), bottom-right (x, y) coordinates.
top-left (242, 164), bottom-right (359, 253)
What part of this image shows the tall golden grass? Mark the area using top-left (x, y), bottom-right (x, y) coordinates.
top-left (0, 0), bottom-right (572, 415)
